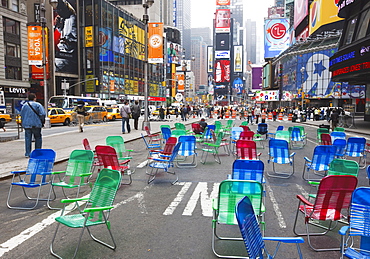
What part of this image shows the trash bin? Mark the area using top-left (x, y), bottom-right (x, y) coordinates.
top-left (319, 124), bottom-right (330, 130)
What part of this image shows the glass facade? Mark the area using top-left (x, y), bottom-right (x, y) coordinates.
top-left (80, 0), bottom-right (163, 100)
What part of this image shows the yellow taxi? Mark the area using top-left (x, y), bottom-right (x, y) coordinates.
top-left (0, 113), bottom-right (12, 122)
top-left (106, 107), bottom-right (122, 121)
top-left (17, 108), bottom-right (72, 126)
top-left (84, 106), bottom-right (108, 123)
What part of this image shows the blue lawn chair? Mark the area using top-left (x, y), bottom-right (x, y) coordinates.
top-left (230, 126), bottom-right (243, 152)
top-left (333, 139), bottom-right (347, 158)
top-left (7, 149), bottom-right (56, 210)
top-left (236, 196), bottom-right (304, 259)
top-left (330, 131), bottom-right (346, 143)
top-left (367, 165), bottom-right (370, 185)
top-left (302, 145), bottom-right (337, 181)
top-left (345, 137), bottom-right (367, 169)
top-left (257, 123), bottom-right (268, 137)
top-left (161, 127), bottom-right (172, 145)
top-left (141, 133), bottom-right (161, 157)
top-left (232, 159), bottom-right (264, 184)
top-left (339, 187), bottom-right (370, 259)
top-left (291, 127), bottom-right (305, 149)
top-left (176, 135), bottom-right (197, 168)
top-left (267, 139), bottom-right (296, 178)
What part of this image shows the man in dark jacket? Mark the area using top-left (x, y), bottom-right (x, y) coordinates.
top-left (131, 100), bottom-right (141, 130)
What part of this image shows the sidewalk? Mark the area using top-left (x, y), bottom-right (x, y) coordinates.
top-left (0, 116), bottom-right (206, 179)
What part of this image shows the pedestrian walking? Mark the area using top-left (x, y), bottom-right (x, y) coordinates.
top-left (0, 120), bottom-right (6, 131)
top-left (73, 100), bottom-right (87, 132)
top-left (330, 109), bottom-right (339, 131)
top-left (130, 100), bottom-right (141, 130)
top-left (255, 106), bottom-right (261, 124)
top-left (20, 93), bottom-right (46, 157)
top-left (166, 107), bottom-right (171, 119)
top-left (120, 101), bottom-right (131, 134)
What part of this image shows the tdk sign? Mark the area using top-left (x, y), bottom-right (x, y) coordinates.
top-left (215, 51), bottom-right (230, 59)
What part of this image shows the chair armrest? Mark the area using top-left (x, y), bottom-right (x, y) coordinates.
top-left (11, 170), bottom-right (26, 174)
top-left (339, 226), bottom-right (349, 236)
top-left (257, 152), bottom-right (262, 157)
top-left (205, 143), bottom-right (219, 147)
top-left (80, 173), bottom-right (92, 177)
top-left (126, 149), bottom-right (134, 152)
top-left (296, 194), bottom-right (314, 206)
top-left (119, 159), bottom-right (131, 165)
top-left (152, 158), bottom-right (170, 162)
top-left (263, 237), bottom-right (304, 244)
top-left (61, 197), bottom-right (89, 203)
top-left (212, 198), bottom-right (218, 210)
top-left (51, 171), bottom-right (67, 175)
top-left (38, 171), bottom-right (52, 176)
top-left (84, 206), bottom-right (114, 212)
top-left (159, 154), bottom-right (171, 158)
top-left (308, 181), bottom-right (320, 185)
top-left (304, 157), bottom-right (311, 163)
top-left (289, 152), bottom-right (296, 158)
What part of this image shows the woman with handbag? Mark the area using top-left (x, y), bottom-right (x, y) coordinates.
top-left (73, 100), bottom-right (87, 132)
top-left (120, 101), bottom-right (131, 134)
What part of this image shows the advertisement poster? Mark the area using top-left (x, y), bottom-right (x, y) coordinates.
top-left (148, 22), bottom-right (163, 63)
top-left (216, 0), bottom-right (230, 5)
top-left (28, 26), bottom-right (43, 65)
top-left (254, 90), bottom-right (279, 101)
top-left (215, 33), bottom-right (230, 50)
top-left (207, 46), bottom-right (213, 73)
top-left (264, 18), bottom-right (290, 59)
top-left (167, 42), bottom-right (181, 65)
top-left (53, 0), bottom-right (78, 74)
top-left (294, 0), bottom-right (308, 29)
top-left (233, 45), bottom-right (243, 73)
top-left (309, 0), bottom-right (343, 35)
top-left (215, 9), bottom-right (231, 33)
top-left (214, 60), bottom-right (230, 83)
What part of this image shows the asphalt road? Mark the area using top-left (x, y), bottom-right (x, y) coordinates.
top-left (0, 119), bottom-right (368, 259)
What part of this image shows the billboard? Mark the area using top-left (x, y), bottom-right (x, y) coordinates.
top-left (216, 0), bottom-right (230, 5)
top-left (167, 42), bottom-right (181, 64)
top-left (215, 9), bottom-right (231, 33)
top-left (215, 33), bottom-right (230, 50)
top-left (215, 60), bottom-right (230, 83)
top-left (294, 0), bottom-right (308, 29)
top-left (252, 66), bottom-right (263, 90)
top-left (254, 90), bottom-right (279, 101)
top-left (53, 0), bottom-right (78, 74)
top-left (177, 73), bottom-right (185, 92)
top-left (233, 45), bottom-right (243, 73)
top-left (264, 18), bottom-right (290, 59)
top-left (309, 0), bottom-right (343, 35)
top-left (148, 22), bottom-right (164, 63)
top-left (207, 46), bottom-right (213, 73)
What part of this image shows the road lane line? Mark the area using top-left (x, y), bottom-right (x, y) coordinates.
top-left (296, 184), bottom-right (309, 198)
top-left (183, 182), bottom-right (219, 217)
top-left (266, 184), bottom-right (287, 228)
top-left (137, 160), bottom-right (148, 168)
top-left (163, 182), bottom-right (192, 215)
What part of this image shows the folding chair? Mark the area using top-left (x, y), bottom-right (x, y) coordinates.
top-left (276, 125), bottom-right (284, 131)
top-left (236, 196), bottom-right (304, 259)
top-left (144, 125), bottom-right (161, 145)
top-left (256, 123), bottom-right (268, 137)
top-left (171, 129), bottom-right (187, 138)
top-left (317, 128), bottom-right (329, 143)
top-left (200, 131), bottom-right (229, 164)
top-left (214, 121), bottom-right (223, 133)
top-left (291, 127), bottom-right (305, 149)
top-left (212, 179), bottom-right (264, 258)
top-left (331, 131), bottom-right (346, 143)
top-left (83, 138), bottom-right (103, 173)
top-left (106, 136), bottom-right (133, 161)
top-left (50, 168), bottom-right (121, 259)
top-left (176, 135), bottom-right (197, 168)
top-left (267, 138), bottom-right (296, 178)
top-left (368, 165), bottom-right (370, 185)
top-left (147, 142), bottom-right (181, 184)
top-left (161, 127), bottom-right (172, 145)
top-left (240, 125), bottom-right (251, 132)
top-left (333, 139), bottom-right (347, 158)
top-left (95, 145), bottom-right (132, 185)
top-left (240, 121), bottom-right (249, 126)
top-left (345, 137), bottom-right (367, 169)
top-left (334, 127), bottom-right (345, 132)
top-left (320, 133), bottom-right (332, 145)
top-left (232, 159), bottom-right (265, 188)
top-left (239, 130), bottom-right (254, 141)
top-left (141, 133), bottom-right (161, 155)
top-left (7, 149), bottom-right (56, 210)
top-left (47, 150), bottom-right (94, 210)
top-left (302, 145), bottom-right (337, 181)
top-left (235, 140), bottom-right (261, 160)
top-left (191, 123), bottom-right (203, 135)
top-left (148, 137), bottom-right (177, 157)
top-left (293, 175), bottom-right (358, 251)
top-left (339, 187), bottom-right (370, 259)
top-left (230, 126), bottom-right (244, 152)
top-left (275, 130), bottom-right (290, 144)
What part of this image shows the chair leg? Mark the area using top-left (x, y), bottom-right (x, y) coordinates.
top-left (200, 150), bottom-right (208, 164)
top-left (86, 213), bottom-right (117, 250)
top-left (147, 167), bottom-right (158, 184)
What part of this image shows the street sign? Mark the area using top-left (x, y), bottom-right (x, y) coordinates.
top-left (175, 93), bottom-right (183, 102)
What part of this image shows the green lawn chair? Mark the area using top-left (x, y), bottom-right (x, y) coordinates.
top-left (106, 136), bottom-right (133, 161)
top-left (50, 168), bottom-right (121, 259)
top-left (317, 128), bottom-right (330, 143)
top-left (171, 129), bottom-right (187, 138)
top-left (241, 121), bottom-right (249, 126)
top-left (47, 150), bottom-right (94, 210)
top-left (200, 131), bottom-right (230, 164)
top-left (212, 179), bottom-right (264, 257)
top-left (334, 127), bottom-right (345, 132)
top-left (175, 122), bottom-right (186, 130)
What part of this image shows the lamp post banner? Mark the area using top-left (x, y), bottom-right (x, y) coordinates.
top-left (148, 22), bottom-right (164, 63)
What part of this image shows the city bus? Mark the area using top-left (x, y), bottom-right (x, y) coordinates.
top-left (49, 95), bottom-right (102, 110)
top-left (0, 91), bottom-right (6, 114)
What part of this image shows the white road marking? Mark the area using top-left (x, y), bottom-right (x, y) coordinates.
top-left (137, 160), bottom-right (148, 168)
top-left (266, 184), bottom-right (287, 228)
top-left (183, 182), bottom-right (219, 217)
top-left (163, 182), bottom-right (192, 215)
top-left (0, 186), bottom-right (151, 257)
top-left (296, 184), bottom-right (309, 198)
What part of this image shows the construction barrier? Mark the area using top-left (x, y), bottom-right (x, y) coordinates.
top-left (261, 111), bottom-right (266, 121)
top-left (225, 110), bottom-right (230, 119)
top-left (231, 110), bottom-right (236, 119)
top-left (288, 113), bottom-right (293, 121)
top-left (268, 112), bottom-right (273, 120)
top-left (278, 113), bottom-right (283, 121)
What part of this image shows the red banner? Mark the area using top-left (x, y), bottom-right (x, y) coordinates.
top-left (148, 96), bottom-right (166, 101)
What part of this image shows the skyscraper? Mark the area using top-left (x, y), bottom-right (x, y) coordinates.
top-left (245, 19), bottom-right (257, 64)
top-left (174, 0), bottom-right (191, 58)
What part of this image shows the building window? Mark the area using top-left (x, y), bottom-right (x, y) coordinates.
top-left (3, 17), bottom-right (20, 35)
top-left (344, 17), bottom-right (358, 45)
top-left (355, 9), bottom-right (370, 40)
top-left (5, 42), bottom-right (20, 57)
top-left (5, 66), bottom-right (22, 80)
top-left (1, 0), bottom-right (7, 8)
top-left (11, 0), bottom-right (18, 12)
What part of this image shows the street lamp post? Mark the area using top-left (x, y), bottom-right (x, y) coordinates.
top-left (142, 0), bottom-right (154, 130)
top-left (300, 67), bottom-right (305, 111)
top-left (40, 0), bottom-right (58, 128)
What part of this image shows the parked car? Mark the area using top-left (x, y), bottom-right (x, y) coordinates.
top-left (0, 113), bottom-right (12, 122)
top-left (106, 107), bottom-right (122, 121)
top-left (17, 108), bottom-right (71, 126)
top-left (85, 105), bottom-right (108, 123)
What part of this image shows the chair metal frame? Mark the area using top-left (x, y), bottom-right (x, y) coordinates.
top-left (144, 125), bottom-right (161, 145)
top-left (302, 145), bottom-right (337, 181)
top-left (147, 142), bottom-right (181, 184)
top-left (291, 127), bottom-right (306, 149)
top-left (7, 149), bottom-right (56, 210)
top-left (176, 135), bottom-right (198, 168)
top-left (47, 149), bottom-right (94, 210)
top-left (293, 175), bottom-right (358, 252)
top-left (200, 131), bottom-right (229, 164)
top-left (50, 168), bottom-right (121, 259)
top-left (83, 138), bottom-right (103, 174)
top-left (267, 139), bottom-right (296, 178)
top-left (141, 133), bottom-right (161, 157)
top-left (236, 196), bottom-right (304, 259)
